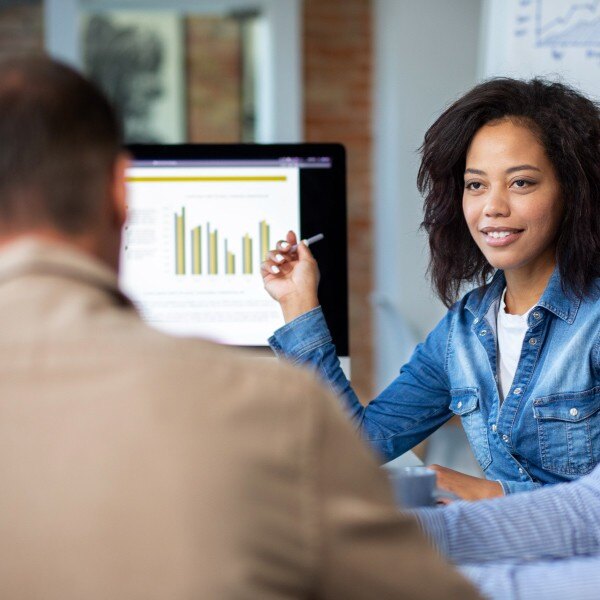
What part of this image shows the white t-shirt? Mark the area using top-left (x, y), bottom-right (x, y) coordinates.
top-left (497, 288), bottom-right (533, 401)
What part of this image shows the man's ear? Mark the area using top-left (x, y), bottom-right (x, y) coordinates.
top-left (111, 152), bottom-right (131, 229)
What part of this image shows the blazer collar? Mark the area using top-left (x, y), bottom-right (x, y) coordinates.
top-left (0, 238), bottom-right (132, 307)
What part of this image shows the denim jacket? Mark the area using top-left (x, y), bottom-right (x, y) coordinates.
top-left (269, 269), bottom-right (600, 494)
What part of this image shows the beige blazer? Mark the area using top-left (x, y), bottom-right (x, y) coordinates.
top-left (0, 240), bottom-right (479, 599)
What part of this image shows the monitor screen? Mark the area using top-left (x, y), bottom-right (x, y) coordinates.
top-left (120, 144), bottom-right (348, 355)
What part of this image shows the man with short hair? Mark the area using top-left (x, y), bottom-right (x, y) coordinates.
top-left (0, 56), bottom-right (478, 599)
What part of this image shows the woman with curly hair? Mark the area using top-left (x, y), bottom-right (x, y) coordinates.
top-left (262, 78), bottom-right (600, 500)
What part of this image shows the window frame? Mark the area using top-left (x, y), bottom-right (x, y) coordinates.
top-left (44, 0), bottom-right (303, 143)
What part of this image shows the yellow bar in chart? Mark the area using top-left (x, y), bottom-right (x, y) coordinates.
top-left (128, 176), bottom-right (287, 183)
top-left (174, 208), bottom-right (185, 275)
top-left (242, 234), bottom-right (253, 274)
top-left (207, 223), bottom-right (218, 275)
top-left (259, 220), bottom-right (270, 262)
top-left (225, 240), bottom-right (236, 275)
top-left (191, 226), bottom-right (202, 275)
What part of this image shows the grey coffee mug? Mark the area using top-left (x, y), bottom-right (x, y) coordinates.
top-left (386, 466), bottom-right (437, 508)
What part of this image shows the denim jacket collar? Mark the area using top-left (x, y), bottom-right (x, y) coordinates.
top-left (465, 267), bottom-right (581, 325)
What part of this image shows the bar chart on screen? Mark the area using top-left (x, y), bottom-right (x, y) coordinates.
top-left (173, 208), bottom-right (272, 276)
top-left (120, 166), bottom-right (300, 345)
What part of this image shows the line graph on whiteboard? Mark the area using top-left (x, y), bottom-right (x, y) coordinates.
top-left (512, 0), bottom-right (600, 65)
top-left (536, 0), bottom-right (600, 47)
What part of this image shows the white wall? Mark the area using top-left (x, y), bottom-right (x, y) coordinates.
top-left (373, 0), bottom-right (483, 389)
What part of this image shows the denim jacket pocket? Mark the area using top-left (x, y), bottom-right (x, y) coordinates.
top-left (449, 388), bottom-right (492, 471)
top-left (533, 386), bottom-right (600, 476)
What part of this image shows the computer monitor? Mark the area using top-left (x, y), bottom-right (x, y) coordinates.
top-left (120, 144), bottom-right (349, 360)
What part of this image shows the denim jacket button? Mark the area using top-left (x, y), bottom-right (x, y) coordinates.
top-left (502, 434), bottom-right (509, 443)
top-left (570, 408), bottom-right (579, 417)
top-left (480, 330), bottom-right (487, 336)
top-left (533, 311), bottom-right (541, 319)
top-left (529, 338), bottom-right (537, 345)
top-left (457, 401), bottom-right (463, 409)
top-left (473, 317), bottom-right (479, 324)
top-left (491, 424), bottom-right (497, 432)
top-left (513, 387), bottom-right (522, 395)
top-left (518, 467), bottom-right (524, 474)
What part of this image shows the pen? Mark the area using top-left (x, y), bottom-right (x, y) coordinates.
top-left (290, 233), bottom-right (324, 252)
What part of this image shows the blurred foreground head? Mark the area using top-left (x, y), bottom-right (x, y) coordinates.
top-left (0, 56), bottom-right (125, 265)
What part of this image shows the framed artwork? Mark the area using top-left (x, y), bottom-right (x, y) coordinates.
top-left (81, 10), bottom-right (186, 143)
top-left (46, 0), bottom-right (302, 143)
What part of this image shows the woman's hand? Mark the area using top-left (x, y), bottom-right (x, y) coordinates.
top-left (428, 464), bottom-right (504, 501)
top-left (261, 230), bottom-right (320, 323)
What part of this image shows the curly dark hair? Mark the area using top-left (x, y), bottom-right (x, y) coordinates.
top-left (418, 77), bottom-right (600, 307)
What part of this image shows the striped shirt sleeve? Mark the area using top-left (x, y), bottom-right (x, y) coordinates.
top-left (460, 555), bottom-right (600, 600)
top-left (412, 466), bottom-right (600, 564)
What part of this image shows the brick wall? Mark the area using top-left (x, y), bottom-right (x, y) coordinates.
top-left (303, 0), bottom-right (374, 400)
top-left (185, 16), bottom-right (242, 143)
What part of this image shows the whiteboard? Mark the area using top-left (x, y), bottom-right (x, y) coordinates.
top-left (482, 0), bottom-right (600, 100)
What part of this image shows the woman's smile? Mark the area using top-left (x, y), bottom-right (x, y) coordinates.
top-left (480, 227), bottom-right (524, 247)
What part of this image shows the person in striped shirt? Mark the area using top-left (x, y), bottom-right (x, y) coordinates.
top-left (413, 463), bottom-right (600, 599)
